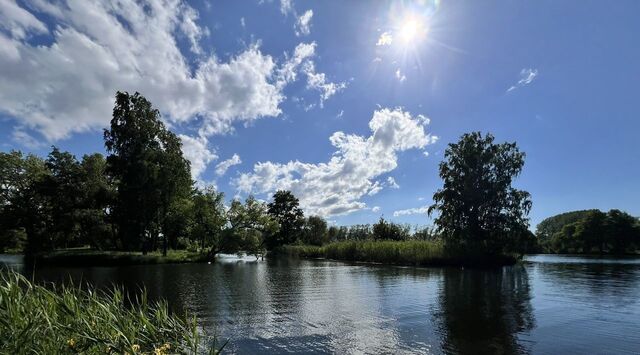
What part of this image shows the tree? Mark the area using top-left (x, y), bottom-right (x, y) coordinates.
top-left (372, 217), bottom-right (410, 241)
top-left (77, 153), bottom-right (115, 249)
top-left (190, 187), bottom-right (227, 259)
top-left (227, 195), bottom-right (278, 258)
top-left (301, 216), bottom-right (328, 246)
top-left (104, 91), bottom-right (192, 252)
top-left (428, 132), bottom-right (532, 255)
top-left (266, 190), bottom-right (304, 249)
top-left (0, 151), bottom-right (49, 253)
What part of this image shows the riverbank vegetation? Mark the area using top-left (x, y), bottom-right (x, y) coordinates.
top-left (536, 209), bottom-right (640, 254)
top-left (0, 270), bottom-right (222, 354)
top-left (278, 241), bottom-right (517, 267)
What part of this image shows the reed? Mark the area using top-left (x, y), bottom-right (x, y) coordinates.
top-left (281, 240), bottom-right (517, 267)
top-left (0, 270), bottom-right (224, 354)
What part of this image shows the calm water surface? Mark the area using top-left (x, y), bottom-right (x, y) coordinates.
top-left (2, 254), bottom-right (639, 354)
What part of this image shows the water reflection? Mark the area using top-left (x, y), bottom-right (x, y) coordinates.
top-left (2, 254), bottom-right (640, 354)
top-left (436, 266), bottom-right (535, 354)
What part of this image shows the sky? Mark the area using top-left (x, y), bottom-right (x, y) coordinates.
top-left (1, 0), bottom-right (639, 228)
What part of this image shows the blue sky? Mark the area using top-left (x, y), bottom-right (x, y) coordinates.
top-left (1, 0), bottom-right (639, 227)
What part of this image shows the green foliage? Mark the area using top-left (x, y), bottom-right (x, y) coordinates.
top-left (266, 190), bottom-right (304, 249)
top-left (372, 217), bottom-right (410, 241)
top-left (280, 240), bottom-right (517, 266)
top-left (104, 91), bottom-right (192, 252)
top-left (301, 215), bottom-right (328, 246)
top-left (191, 187), bottom-right (227, 256)
top-left (227, 195), bottom-right (278, 258)
top-left (542, 209), bottom-right (640, 254)
top-left (0, 270), bottom-right (223, 354)
top-left (429, 132), bottom-right (532, 255)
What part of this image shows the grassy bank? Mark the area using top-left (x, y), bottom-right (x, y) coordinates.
top-left (278, 240), bottom-right (518, 267)
top-left (29, 249), bottom-right (209, 266)
top-left (0, 271), bottom-right (223, 354)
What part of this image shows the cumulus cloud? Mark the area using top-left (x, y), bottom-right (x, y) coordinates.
top-left (0, 0), bottom-right (322, 143)
top-left (393, 205), bottom-right (429, 217)
top-left (294, 9), bottom-right (313, 36)
top-left (372, 206), bottom-right (381, 213)
top-left (395, 69), bottom-right (406, 82)
top-left (234, 108), bottom-right (437, 217)
top-left (278, 42), bottom-right (347, 108)
top-left (376, 31), bottom-right (393, 46)
top-left (508, 68), bottom-right (538, 92)
top-left (215, 154), bottom-right (242, 176)
top-left (179, 134), bottom-right (217, 180)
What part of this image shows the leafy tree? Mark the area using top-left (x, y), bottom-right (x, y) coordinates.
top-left (104, 92), bottom-right (191, 252)
top-left (227, 195), bottom-right (278, 258)
top-left (536, 209), bottom-right (598, 249)
top-left (77, 153), bottom-right (114, 249)
top-left (0, 152), bottom-right (50, 253)
top-left (372, 217), bottom-right (410, 241)
top-left (301, 215), bottom-right (328, 246)
top-left (428, 132), bottom-right (532, 255)
top-left (605, 209), bottom-right (640, 254)
top-left (266, 190), bottom-right (304, 249)
top-left (190, 187), bottom-right (227, 258)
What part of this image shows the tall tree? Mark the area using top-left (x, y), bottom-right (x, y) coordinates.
top-left (266, 190), bottom-right (304, 249)
top-left (428, 132), bottom-right (532, 255)
top-left (227, 195), bottom-right (278, 258)
top-left (301, 215), bottom-right (328, 246)
top-left (190, 187), bottom-right (227, 258)
top-left (104, 92), bottom-right (192, 252)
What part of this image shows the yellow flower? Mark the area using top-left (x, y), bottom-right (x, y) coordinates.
top-left (132, 344), bottom-right (141, 352)
top-left (67, 338), bottom-right (76, 348)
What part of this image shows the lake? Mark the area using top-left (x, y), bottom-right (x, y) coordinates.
top-left (2, 254), bottom-right (639, 354)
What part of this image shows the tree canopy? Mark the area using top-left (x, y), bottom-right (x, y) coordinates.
top-left (429, 132), bottom-right (532, 255)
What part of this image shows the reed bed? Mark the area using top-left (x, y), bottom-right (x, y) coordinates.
top-left (0, 271), bottom-right (223, 354)
top-left (281, 240), bottom-right (517, 267)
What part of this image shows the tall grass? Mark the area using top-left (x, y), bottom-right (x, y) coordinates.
top-left (281, 240), bottom-right (517, 267)
top-left (0, 271), bottom-right (224, 354)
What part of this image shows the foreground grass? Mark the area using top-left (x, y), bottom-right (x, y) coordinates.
top-left (279, 240), bottom-right (518, 267)
top-left (0, 271), bottom-right (223, 354)
top-left (30, 249), bottom-right (209, 266)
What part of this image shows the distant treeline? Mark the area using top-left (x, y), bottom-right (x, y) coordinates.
top-left (535, 209), bottom-right (640, 254)
top-left (5, 90), bottom-right (602, 261)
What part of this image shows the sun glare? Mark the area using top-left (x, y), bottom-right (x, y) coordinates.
top-left (397, 14), bottom-right (428, 46)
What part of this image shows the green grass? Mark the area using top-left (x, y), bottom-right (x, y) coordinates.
top-left (280, 240), bottom-right (518, 267)
top-left (0, 270), bottom-right (224, 354)
top-left (30, 249), bottom-right (209, 266)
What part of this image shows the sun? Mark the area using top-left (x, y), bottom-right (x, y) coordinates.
top-left (398, 15), bottom-right (427, 45)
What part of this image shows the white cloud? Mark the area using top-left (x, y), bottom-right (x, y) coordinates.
top-left (179, 134), bottom-right (217, 180)
top-left (0, 0), bottom-right (319, 142)
top-left (508, 68), bottom-right (538, 92)
top-left (215, 154), bottom-right (242, 176)
top-left (278, 42), bottom-right (347, 108)
top-left (234, 108), bottom-right (437, 217)
top-left (294, 9), bottom-right (313, 36)
top-left (387, 176), bottom-right (399, 189)
top-left (280, 0), bottom-right (294, 15)
top-left (393, 205), bottom-right (429, 217)
top-left (395, 69), bottom-right (406, 82)
top-left (376, 31), bottom-right (393, 46)
top-left (336, 110), bottom-right (344, 119)
top-left (240, 17), bottom-right (245, 28)
top-left (372, 206), bottom-right (381, 213)
top-left (12, 128), bottom-right (44, 149)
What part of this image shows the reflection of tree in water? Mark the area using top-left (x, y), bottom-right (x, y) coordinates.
top-left (437, 265), bottom-right (535, 355)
